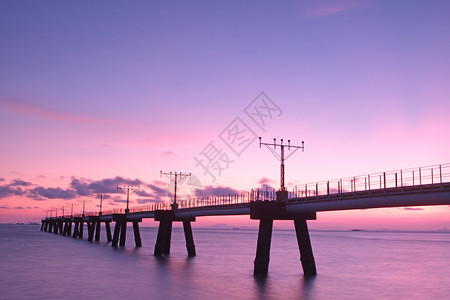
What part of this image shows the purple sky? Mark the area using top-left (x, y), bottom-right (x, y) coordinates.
top-left (1, 0), bottom-right (449, 229)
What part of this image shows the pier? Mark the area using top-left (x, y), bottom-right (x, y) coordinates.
top-left (41, 163), bottom-right (450, 277)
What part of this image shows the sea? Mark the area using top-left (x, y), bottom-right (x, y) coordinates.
top-left (1, 224), bottom-right (450, 299)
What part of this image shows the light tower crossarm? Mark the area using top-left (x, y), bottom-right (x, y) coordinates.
top-left (160, 171), bottom-right (191, 210)
top-left (116, 185), bottom-right (140, 213)
top-left (258, 137), bottom-right (305, 195)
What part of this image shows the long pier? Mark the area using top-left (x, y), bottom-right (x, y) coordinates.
top-left (41, 163), bottom-right (450, 277)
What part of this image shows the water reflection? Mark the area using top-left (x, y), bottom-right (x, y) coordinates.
top-left (299, 276), bottom-right (317, 298)
top-left (254, 276), bottom-right (270, 299)
top-left (253, 274), bottom-right (317, 299)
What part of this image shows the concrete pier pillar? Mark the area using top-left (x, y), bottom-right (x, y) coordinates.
top-left (183, 221), bottom-right (196, 256)
top-left (119, 220), bottom-right (127, 247)
top-left (53, 220), bottom-right (58, 234)
top-left (72, 221), bottom-right (79, 238)
top-left (154, 221), bottom-right (169, 256)
top-left (79, 221), bottom-right (84, 238)
top-left (58, 220), bottom-right (63, 234)
top-left (253, 219), bottom-right (273, 277)
top-left (62, 221), bottom-right (67, 236)
top-left (133, 221), bottom-right (142, 247)
top-left (67, 221), bottom-right (72, 236)
top-left (87, 222), bottom-right (95, 241)
top-left (294, 220), bottom-right (317, 277)
top-left (72, 218), bottom-right (84, 239)
top-left (40, 221), bottom-right (44, 231)
top-left (112, 220), bottom-right (121, 247)
top-left (105, 221), bottom-right (112, 242)
top-left (154, 211), bottom-right (196, 256)
top-left (95, 221), bottom-right (101, 242)
top-left (162, 221), bottom-right (173, 255)
top-left (63, 220), bottom-right (72, 236)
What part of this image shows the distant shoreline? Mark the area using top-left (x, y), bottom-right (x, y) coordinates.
top-left (1, 223), bottom-right (448, 234)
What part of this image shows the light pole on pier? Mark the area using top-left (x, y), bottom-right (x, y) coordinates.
top-left (92, 193), bottom-right (110, 215)
top-left (259, 137), bottom-right (304, 193)
top-left (51, 207), bottom-right (58, 218)
top-left (160, 171), bottom-right (191, 209)
top-left (77, 198), bottom-right (91, 217)
top-left (43, 209), bottom-right (50, 219)
top-left (66, 202), bottom-right (77, 217)
top-left (58, 205), bottom-right (65, 218)
top-left (116, 185), bottom-right (140, 213)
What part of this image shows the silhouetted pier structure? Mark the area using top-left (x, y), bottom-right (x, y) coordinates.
top-left (41, 163), bottom-right (450, 277)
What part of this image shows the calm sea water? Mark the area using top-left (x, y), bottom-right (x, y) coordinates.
top-left (1, 224), bottom-right (450, 299)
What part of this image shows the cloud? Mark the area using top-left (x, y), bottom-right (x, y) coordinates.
top-left (0, 176), bottom-right (169, 203)
top-left (402, 207), bottom-right (424, 211)
top-left (135, 190), bottom-right (153, 197)
top-left (255, 177), bottom-right (277, 192)
top-left (0, 206), bottom-right (9, 209)
top-left (259, 177), bottom-right (276, 185)
top-left (70, 176), bottom-right (144, 196)
top-left (195, 185), bottom-right (240, 197)
top-left (10, 179), bottom-right (33, 187)
top-left (0, 178), bottom-right (35, 199)
top-left (28, 187), bottom-right (76, 200)
top-left (13, 206), bottom-right (24, 209)
top-left (111, 199), bottom-right (127, 204)
top-left (0, 98), bottom-right (119, 125)
top-left (145, 183), bottom-right (168, 198)
top-left (304, 0), bottom-right (365, 18)
top-left (0, 185), bottom-right (26, 198)
top-left (162, 151), bottom-right (176, 157)
top-left (136, 198), bottom-right (162, 204)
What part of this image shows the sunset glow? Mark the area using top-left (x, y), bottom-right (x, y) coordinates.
top-left (1, 0), bottom-right (449, 230)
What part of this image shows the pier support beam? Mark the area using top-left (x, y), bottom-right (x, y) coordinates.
top-left (253, 219), bottom-right (273, 277)
top-left (72, 218), bottom-right (83, 239)
top-left (162, 221), bottom-right (172, 254)
top-left (120, 219), bottom-right (127, 247)
top-left (62, 219), bottom-right (72, 236)
top-left (111, 214), bottom-right (142, 247)
top-left (294, 219), bottom-right (317, 277)
top-left (105, 221), bottom-right (112, 242)
top-left (87, 217), bottom-right (103, 242)
top-left (53, 219), bottom-right (63, 234)
top-left (87, 221), bottom-right (95, 242)
top-left (250, 200), bottom-right (317, 277)
top-left (111, 218), bottom-right (121, 247)
top-left (53, 220), bottom-right (59, 234)
top-left (154, 210), bottom-right (196, 256)
top-left (95, 220), bottom-right (101, 241)
top-left (154, 220), bottom-right (170, 256)
top-left (183, 220), bottom-right (196, 256)
top-left (133, 221), bottom-right (142, 247)
top-left (47, 220), bottom-right (53, 233)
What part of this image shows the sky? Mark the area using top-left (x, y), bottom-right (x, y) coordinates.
top-left (1, 0), bottom-right (449, 230)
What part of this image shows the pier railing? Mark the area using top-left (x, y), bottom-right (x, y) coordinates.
top-left (45, 163), bottom-right (450, 218)
top-left (288, 163), bottom-right (450, 198)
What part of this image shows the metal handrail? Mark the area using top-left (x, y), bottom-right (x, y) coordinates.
top-left (45, 163), bottom-right (450, 217)
top-left (288, 163), bottom-right (450, 198)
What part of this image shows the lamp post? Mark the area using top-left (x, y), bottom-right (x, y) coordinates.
top-left (259, 137), bottom-right (304, 200)
top-left (160, 171), bottom-right (191, 210)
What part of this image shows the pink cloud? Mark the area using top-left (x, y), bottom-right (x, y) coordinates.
top-left (0, 98), bottom-right (119, 125)
top-left (259, 177), bottom-right (276, 185)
